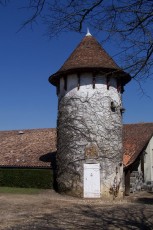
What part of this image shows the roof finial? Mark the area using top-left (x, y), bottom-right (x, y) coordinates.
top-left (86, 28), bottom-right (92, 36)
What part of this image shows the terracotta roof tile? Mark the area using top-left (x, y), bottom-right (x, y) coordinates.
top-left (59, 35), bottom-right (119, 71)
top-left (0, 128), bottom-right (56, 168)
top-left (1, 123), bottom-right (153, 168)
top-left (49, 35), bottom-right (131, 86)
top-left (123, 123), bottom-right (153, 167)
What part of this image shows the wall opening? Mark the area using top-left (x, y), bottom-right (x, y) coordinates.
top-left (83, 163), bottom-right (100, 198)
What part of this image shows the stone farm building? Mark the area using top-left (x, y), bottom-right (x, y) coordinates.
top-left (1, 33), bottom-right (153, 198)
top-left (0, 128), bottom-right (56, 168)
top-left (123, 123), bottom-right (153, 195)
top-left (49, 32), bottom-right (131, 199)
top-left (0, 123), bottom-right (153, 195)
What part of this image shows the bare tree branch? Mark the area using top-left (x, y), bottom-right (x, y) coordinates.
top-left (0, 0), bottom-right (9, 5)
top-left (3, 0), bottom-right (153, 83)
top-left (78, 0), bottom-right (104, 31)
top-left (18, 0), bottom-right (46, 32)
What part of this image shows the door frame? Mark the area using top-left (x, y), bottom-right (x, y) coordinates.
top-left (83, 163), bottom-right (100, 198)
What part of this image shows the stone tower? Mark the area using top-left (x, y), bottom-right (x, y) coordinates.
top-left (49, 31), bottom-right (131, 199)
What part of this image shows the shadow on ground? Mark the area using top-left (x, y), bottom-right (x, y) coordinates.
top-left (6, 202), bottom-right (153, 230)
top-left (136, 197), bottom-right (153, 205)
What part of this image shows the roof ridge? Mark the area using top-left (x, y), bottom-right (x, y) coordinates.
top-left (124, 122), bottom-right (153, 125)
top-left (0, 128), bottom-right (56, 133)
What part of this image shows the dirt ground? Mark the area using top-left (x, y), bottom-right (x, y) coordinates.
top-left (0, 190), bottom-right (153, 230)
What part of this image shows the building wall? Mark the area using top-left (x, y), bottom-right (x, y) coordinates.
top-left (144, 136), bottom-right (153, 182)
top-left (56, 73), bottom-right (124, 199)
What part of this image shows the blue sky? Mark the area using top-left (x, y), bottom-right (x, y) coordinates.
top-left (0, 2), bottom-right (153, 131)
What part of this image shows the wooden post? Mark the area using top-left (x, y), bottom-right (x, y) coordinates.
top-left (56, 80), bottom-right (60, 95)
top-left (140, 153), bottom-right (144, 182)
top-left (92, 75), bottom-right (96, 89)
top-left (77, 74), bottom-right (80, 90)
top-left (125, 168), bottom-right (130, 196)
top-left (64, 76), bottom-right (67, 91)
top-left (106, 76), bottom-right (110, 90)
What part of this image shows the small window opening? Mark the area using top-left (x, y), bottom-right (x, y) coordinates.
top-left (18, 131), bottom-right (24, 135)
top-left (111, 101), bottom-right (116, 112)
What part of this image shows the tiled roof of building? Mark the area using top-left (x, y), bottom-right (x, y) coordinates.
top-left (1, 123), bottom-right (153, 168)
top-left (123, 123), bottom-right (153, 167)
top-left (49, 34), bottom-right (131, 86)
top-left (0, 128), bottom-right (56, 168)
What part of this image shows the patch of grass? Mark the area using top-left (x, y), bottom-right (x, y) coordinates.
top-left (0, 187), bottom-right (43, 194)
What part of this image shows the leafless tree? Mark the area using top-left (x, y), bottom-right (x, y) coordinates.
top-left (2, 0), bottom-right (153, 82)
top-left (10, 0), bottom-right (153, 82)
top-left (0, 0), bottom-right (9, 5)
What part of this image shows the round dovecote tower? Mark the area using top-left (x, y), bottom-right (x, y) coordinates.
top-left (49, 31), bottom-right (131, 199)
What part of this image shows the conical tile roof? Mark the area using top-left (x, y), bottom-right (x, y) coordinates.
top-left (49, 34), bottom-right (131, 86)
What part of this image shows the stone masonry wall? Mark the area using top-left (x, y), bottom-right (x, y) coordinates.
top-left (57, 73), bottom-right (123, 199)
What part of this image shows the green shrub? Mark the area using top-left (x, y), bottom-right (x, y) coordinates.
top-left (0, 168), bottom-right (53, 189)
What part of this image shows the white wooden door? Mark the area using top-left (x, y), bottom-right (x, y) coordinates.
top-left (84, 163), bottom-right (100, 198)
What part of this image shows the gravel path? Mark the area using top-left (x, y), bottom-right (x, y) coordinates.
top-left (0, 190), bottom-right (153, 230)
